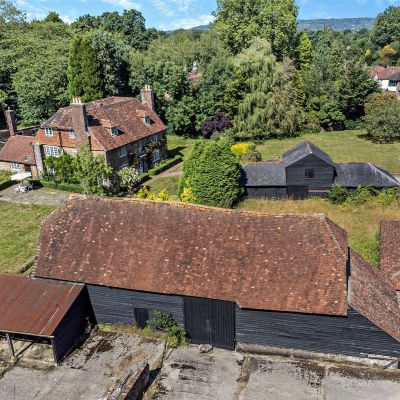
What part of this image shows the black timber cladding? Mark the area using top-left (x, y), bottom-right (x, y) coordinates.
top-left (236, 307), bottom-right (400, 357)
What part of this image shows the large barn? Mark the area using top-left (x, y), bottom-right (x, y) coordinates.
top-left (243, 141), bottom-right (399, 199)
top-left (34, 198), bottom-right (400, 358)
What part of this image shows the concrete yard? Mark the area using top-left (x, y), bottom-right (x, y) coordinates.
top-left (153, 347), bottom-right (400, 400)
top-left (0, 186), bottom-right (70, 206)
top-left (0, 331), bottom-right (165, 400)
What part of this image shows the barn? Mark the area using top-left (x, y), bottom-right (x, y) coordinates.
top-left (243, 141), bottom-right (399, 199)
top-left (34, 197), bottom-right (400, 358)
top-left (0, 274), bottom-right (93, 363)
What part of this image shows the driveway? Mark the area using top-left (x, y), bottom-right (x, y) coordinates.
top-left (0, 186), bottom-right (70, 206)
top-left (0, 331), bottom-right (165, 400)
top-left (153, 347), bottom-right (400, 400)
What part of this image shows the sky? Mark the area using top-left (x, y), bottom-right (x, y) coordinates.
top-left (15, 0), bottom-right (400, 31)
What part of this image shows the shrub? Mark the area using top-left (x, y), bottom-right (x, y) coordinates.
top-left (115, 166), bottom-right (141, 193)
top-left (30, 179), bottom-right (84, 193)
top-left (148, 155), bottom-right (182, 176)
top-left (328, 185), bottom-right (349, 205)
top-left (347, 186), bottom-right (378, 205)
top-left (201, 113), bottom-right (232, 139)
top-left (179, 139), bottom-right (244, 208)
top-left (231, 142), bottom-right (262, 163)
top-left (137, 186), bottom-right (172, 202)
top-left (147, 310), bottom-right (187, 348)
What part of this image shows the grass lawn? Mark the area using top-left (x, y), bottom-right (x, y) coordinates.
top-left (148, 176), bottom-right (180, 200)
top-left (256, 130), bottom-right (400, 173)
top-left (0, 202), bottom-right (56, 273)
top-left (0, 170), bottom-right (11, 181)
top-left (238, 197), bottom-right (400, 267)
top-left (167, 135), bottom-right (202, 159)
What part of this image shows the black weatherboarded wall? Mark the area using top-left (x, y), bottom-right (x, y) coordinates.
top-left (236, 307), bottom-right (400, 357)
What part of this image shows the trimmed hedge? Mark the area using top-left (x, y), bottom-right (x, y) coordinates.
top-left (148, 155), bottom-right (183, 177)
top-left (29, 179), bottom-right (84, 194)
top-left (0, 179), bottom-right (14, 191)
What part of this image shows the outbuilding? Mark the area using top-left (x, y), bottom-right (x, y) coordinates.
top-left (34, 198), bottom-right (400, 359)
top-left (0, 274), bottom-right (93, 363)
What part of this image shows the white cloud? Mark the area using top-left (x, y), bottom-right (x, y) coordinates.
top-left (163, 14), bottom-right (214, 30)
top-left (151, 0), bottom-right (195, 17)
top-left (101, 0), bottom-right (142, 10)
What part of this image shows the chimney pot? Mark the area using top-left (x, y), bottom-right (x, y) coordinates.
top-left (141, 85), bottom-right (155, 112)
top-left (4, 109), bottom-right (17, 137)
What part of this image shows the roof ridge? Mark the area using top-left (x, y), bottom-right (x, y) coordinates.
top-left (322, 218), bottom-right (348, 259)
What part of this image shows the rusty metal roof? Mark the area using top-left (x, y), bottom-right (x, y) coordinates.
top-left (0, 274), bottom-right (84, 337)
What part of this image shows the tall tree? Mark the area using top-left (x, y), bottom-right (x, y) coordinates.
top-left (380, 44), bottom-right (397, 66)
top-left (44, 11), bottom-right (63, 23)
top-left (67, 35), bottom-right (103, 102)
top-left (0, 0), bottom-right (25, 24)
top-left (214, 0), bottom-right (298, 59)
top-left (372, 6), bottom-right (400, 48)
top-left (296, 32), bottom-right (313, 71)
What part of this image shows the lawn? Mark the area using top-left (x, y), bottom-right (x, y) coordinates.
top-left (167, 134), bottom-right (202, 159)
top-left (0, 202), bottom-right (56, 273)
top-left (148, 176), bottom-right (180, 200)
top-left (238, 197), bottom-right (400, 267)
top-left (256, 130), bottom-right (400, 172)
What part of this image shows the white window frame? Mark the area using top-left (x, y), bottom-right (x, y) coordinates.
top-left (151, 134), bottom-right (158, 144)
top-left (118, 146), bottom-right (127, 159)
top-left (44, 145), bottom-right (60, 157)
top-left (45, 127), bottom-right (54, 137)
top-left (152, 149), bottom-right (161, 163)
top-left (111, 127), bottom-right (119, 137)
top-left (10, 162), bottom-right (20, 171)
top-left (69, 129), bottom-right (76, 138)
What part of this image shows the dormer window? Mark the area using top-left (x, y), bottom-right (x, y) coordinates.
top-left (69, 129), bottom-right (75, 138)
top-left (111, 127), bottom-right (119, 137)
top-left (145, 116), bottom-right (151, 125)
top-left (45, 127), bottom-right (54, 137)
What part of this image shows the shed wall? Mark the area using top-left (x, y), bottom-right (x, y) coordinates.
top-left (246, 187), bottom-right (287, 199)
top-left (286, 154), bottom-right (335, 189)
top-left (236, 307), bottom-right (400, 357)
top-left (87, 284), bottom-right (184, 326)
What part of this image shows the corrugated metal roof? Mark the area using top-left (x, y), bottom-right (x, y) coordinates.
top-left (0, 274), bottom-right (84, 337)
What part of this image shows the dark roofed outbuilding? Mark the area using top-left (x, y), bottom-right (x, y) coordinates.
top-left (283, 141), bottom-right (334, 167)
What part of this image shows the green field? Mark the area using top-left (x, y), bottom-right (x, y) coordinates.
top-left (0, 202), bottom-right (55, 273)
top-left (256, 131), bottom-right (400, 172)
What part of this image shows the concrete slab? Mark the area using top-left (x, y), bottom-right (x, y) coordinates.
top-left (0, 186), bottom-right (70, 206)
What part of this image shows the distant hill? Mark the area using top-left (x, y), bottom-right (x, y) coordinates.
top-left (190, 17), bottom-right (376, 32)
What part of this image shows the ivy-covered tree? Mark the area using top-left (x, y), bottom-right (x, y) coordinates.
top-left (67, 35), bottom-right (103, 102)
top-left (179, 140), bottom-right (243, 208)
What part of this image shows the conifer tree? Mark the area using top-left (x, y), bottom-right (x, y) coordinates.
top-left (297, 32), bottom-right (313, 71)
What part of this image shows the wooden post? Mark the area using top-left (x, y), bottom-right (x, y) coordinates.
top-left (6, 333), bottom-right (15, 358)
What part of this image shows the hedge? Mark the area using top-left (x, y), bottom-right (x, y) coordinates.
top-left (0, 179), bottom-right (14, 191)
top-left (148, 155), bottom-right (183, 177)
top-left (29, 179), bottom-right (84, 194)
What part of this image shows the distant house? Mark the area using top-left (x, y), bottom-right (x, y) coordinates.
top-left (34, 197), bottom-right (400, 358)
top-left (380, 221), bottom-right (400, 303)
top-left (370, 66), bottom-right (400, 92)
top-left (242, 141), bottom-right (399, 199)
top-left (0, 135), bottom-right (38, 177)
top-left (33, 87), bottom-right (167, 176)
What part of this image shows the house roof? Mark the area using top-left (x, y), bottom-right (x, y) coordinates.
top-left (242, 162), bottom-right (286, 187)
top-left (380, 221), bottom-right (400, 290)
top-left (369, 66), bottom-right (385, 78)
top-left (375, 67), bottom-right (400, 80)
top-left (334, 163), bottom-right (399, 188)
top-left (35, 197), bottom-right (349, 317)
top-left (283, 141), bottom-right (334, 167)
top-left (35, 97), bottom-right (166, 151)
top-left (0, 274), bottom-right (84, 337)
top-left (388, 72), bottom-right (400, 81)
top-left (0, 135), bottom-right (35, 165)
top-left (349, 250), bottom-right (400, 343)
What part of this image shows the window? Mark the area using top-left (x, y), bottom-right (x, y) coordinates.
top-left (44, 145), bottom-right (60, 157)
top-left (305, 169), bottom-right (315, 179)
top-left (111, 127), bottom-right (119, 137)
top-left (145, 116), bottom-right (151, 125)
top-left (118, 146), bottom-right (127, 158)
top-left (151, 134), bottom-right (158, 144)
top-left (389, 80), bottom-right (398, 87)
top-left (139, 161), bottom-right (144, 174)
top-left (138, 142), bottom-right (144, 155)
top-left (69, 129), bottom-right (76, 138)
top-left (47, 167), bottom-right (55, 175)
top-left (45, 127), bottom-right (54, 137)
top-left (152, 149), bottom-right (161, 163)
top-left (11, 162), bottom-right (20, 171)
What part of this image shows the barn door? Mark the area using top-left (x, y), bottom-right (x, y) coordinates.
top-left (184, 297), bottom-right (235, 350)
top-left (134, 307), bottom-right (149, 329)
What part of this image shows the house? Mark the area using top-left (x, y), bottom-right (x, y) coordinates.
top-left (370, 66), bottom-right (400, 92)
top-left (34, 197), bottom-right (400, 358)
top-left (380, 221), bottom-right (400, 303)
top-left (33, 86), bottom-right (167, 176)
top-left (0, 135), bottom-right (38, 177)
top-left (0, 273), bottom-right (94, 363)
top-left (242, 141), bottom-right (399, 199)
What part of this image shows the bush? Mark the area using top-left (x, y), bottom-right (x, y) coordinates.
top-left (201, 113), bottom-right (232, 139)
top-left (148, 155), bottom-right (183, 177)
top-left (137, 186), bottom-right (172, 201)
top-left (328, 185), bottom-right (349, 205)
top-left (231, 142), bottom-right (262, 163)
top-left (347, 186), bottom-right (378, 205)
top-left (30, 179), bottom-right (84, 193)
top-left (147, 310), bottom-right (187, 348)
top-left (179, 140), bottom-right (244, 208)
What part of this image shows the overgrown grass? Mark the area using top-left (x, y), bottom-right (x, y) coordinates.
top-left (256, 130), bottom-right (400, 172)
top-left (0, 202), bottom-right (55, 273)
top-left (238, 197), bottom-right (400, 267)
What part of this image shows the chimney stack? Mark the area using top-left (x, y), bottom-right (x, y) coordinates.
top-left (140, 85), bottom-right (155, 111)
top-left (4, 108), bottom-right (17, 137)
top-left (70, 97), bottom-right (90, 149)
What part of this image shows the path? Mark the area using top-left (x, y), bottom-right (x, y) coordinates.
top-left (147, 162), bottom-right (183, 185)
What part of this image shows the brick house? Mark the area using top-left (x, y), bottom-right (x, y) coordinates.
top-left (33, 87), bottom-right (167, 176)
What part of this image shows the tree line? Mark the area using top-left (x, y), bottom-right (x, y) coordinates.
top-left (0, 0), bottom-right (399, 142)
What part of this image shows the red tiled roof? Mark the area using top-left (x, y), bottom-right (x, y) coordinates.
top-left (35, 197), bottom-right (349, 316)
top-left (35, 97), bottom-right (166, 151)
top-left (369, 66), bottom-right (385, 78)
top-left (380, 221), bottom-right (400, 290)
top-left (0, 135), bottom-right (35, 165)
top-left (374, 67), bottom-right (400, 80)
top-left (0, 273), bottom-right (84, 337)
top-left (349, 250), bottom-right (400, 343)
